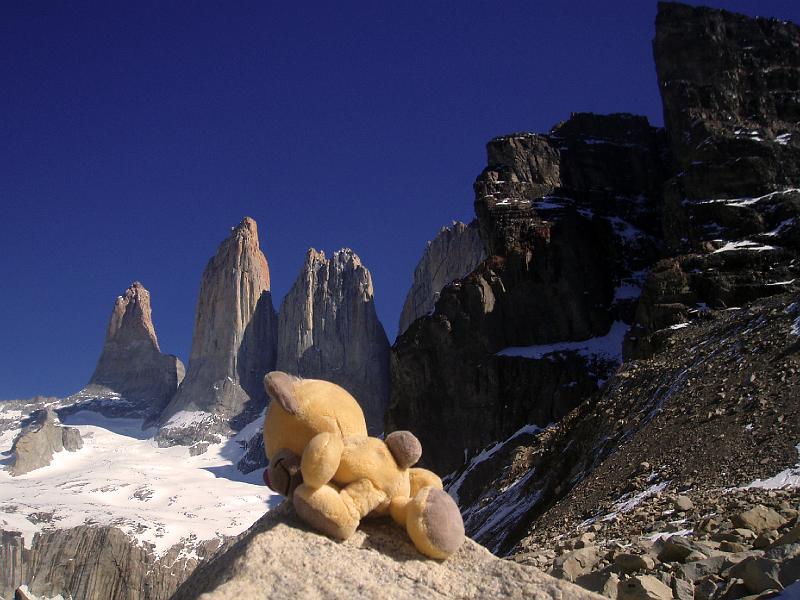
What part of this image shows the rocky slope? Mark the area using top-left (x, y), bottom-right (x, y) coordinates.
top-left (397, 221), bottom-right (485, 337)
top-left (68, 281), bottom-right (184, 422)
top-left (388, 2), bottom-right (800, 598)
top-left (158, 217), bottom-right (278, 448)
top-left (276, 248), bottom-right (390, 434)
top-left (170, 502), bottom-right (601, 600)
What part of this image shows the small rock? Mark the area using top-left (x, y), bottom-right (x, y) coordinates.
top-left (671, 577), bottom-right (694, 600)
top-left (719, 541), bottom-right (747, 553)
top-left (657, 537), bottom-right (705, 563)
top-left (771, 523), bottom-right (800, 547)
top-left (551, 546), bottom-right (602, 582)
top-left (732, 505), bottom-right (786, 534)
top-left (576, 570), bottom-right (620, 599)
top-left (617, 575), bottom-right (673, 600)
top-left (614, 553), bottom-right (654, 573)
top-left (676, 556), bottom-right (729, 582)
top-left (574, 532), bottom-right (597, 549)
top-left (672, 496), bottom-right (693, 512)
top-left (727, 556), bottom-right (782, 594)
top-left (189, 442), bottom-right (210, 457)
top-left (753, 530), bottom-right (779, 549)
top-left (684, 551), bottom-right (707, 562)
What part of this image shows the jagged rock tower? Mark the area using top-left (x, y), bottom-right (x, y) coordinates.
top-left (158, 217), bottom-right (277, 446)
top-left (397, 220), bottom-right (486, 337)
top-left (276, 248), bottom-right (390, 434)
top-left (72, 281), bottom-right (184, 420)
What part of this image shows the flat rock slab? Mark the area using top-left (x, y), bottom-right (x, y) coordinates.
top-left (172, 502), bottom-right (602, 600)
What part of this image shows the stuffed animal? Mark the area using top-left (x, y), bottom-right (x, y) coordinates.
top-left (262, 371), bottom-right (465, 559)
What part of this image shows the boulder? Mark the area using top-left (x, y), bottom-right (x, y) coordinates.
top-left (551, 546), bottom-right (603, 582)
top-left (576, 570), bottom-right (619, 599)
top-left (614, 553), bottom-right (654, 574)
top-left (732, 505), bottom-right (787, 535)
top-left (726, 556), bottom-right (782, 594)
top-left (171, 503), bottom-right (602, 600)
top-left (8, 409), bottom-right (83, 476)
top-left (617, 575), bottom-right (672, 600)
top-left (656, 536), bottom-right (706, 563)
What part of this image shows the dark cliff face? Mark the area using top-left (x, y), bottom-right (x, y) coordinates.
top-left (388, 113), bottom-right (669, 474)
top-left (402, 1), bottom-right (800, 564)
top-left (655, 1), bottom-right (800, 195)
top-left (626, 2), bottom-right (800, 359)
top-left (389, 1), bottom-right (800, 562)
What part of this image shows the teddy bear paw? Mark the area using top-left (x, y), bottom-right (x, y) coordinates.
top-left (406, 487), bottom-right (465, 559)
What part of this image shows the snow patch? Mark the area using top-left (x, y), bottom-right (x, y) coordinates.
top-left (712, 240), bottom-right (776, 253)
top-left (0, 411), bottom-right (276, 556)
top-left (694, 188), bottom-right (800, 209)
top-left (647, 528), bottom-right (694, 542)
top-left (162, 410), bottom-right (214, 429)
top-left (496, 321), bottom-right (628, 363)
top-left (447, 423), bottom-right (543, 504)
top-left (743, 444), bottom-right (800, 490)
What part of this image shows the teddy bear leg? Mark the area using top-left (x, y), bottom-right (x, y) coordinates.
top-left (404, 487), bottom-right (465, 560)
top-left (294, 482), bottom-right (359, 540)
top-left (339, 478), bottom-right (388, 518)
top-left (300, 431), bottom-right (344, 488)
top-left (389, 496), bottom-right (411, 526)
top-left (408, 467), bottom-right (443, 496)
top-left (293, 478), bottom-right (387, 541)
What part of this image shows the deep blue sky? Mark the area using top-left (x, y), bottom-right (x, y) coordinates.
top-left (2, 1), bottom-right (799, 400)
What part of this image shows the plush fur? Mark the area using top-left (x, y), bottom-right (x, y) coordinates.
top-left (262, 371), bottom-right (465, 559)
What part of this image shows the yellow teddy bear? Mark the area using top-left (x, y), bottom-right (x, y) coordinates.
top-left (262, 371), bottom-right (465, 559)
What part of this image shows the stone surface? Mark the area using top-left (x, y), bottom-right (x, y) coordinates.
top-left (7, 408), bottom-right (82, 476)
top-left (70, 282), bottom-right (184, 421)
top-left (0, 526), bottom-right (225, 600)
top-left (171, 503), bottom-right (601, 600)
top-left (158, 217), bottom-right (277, 445)
top-left (576, 571), bottom-right (620, 599)
top-left (276, 248), bottom-right (390, 434)
top-left (732, 505), bottom-right (787, 534)
top-left (551, 546), bottom-right (603, 582)
top-left (398, 220), bottom-right (486, 337)
top-left (617, 575), bottom-right (672, 600)
top-left (615, 554), bottom-right (652, 574)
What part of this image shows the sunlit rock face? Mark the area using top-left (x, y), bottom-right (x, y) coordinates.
top-left (157, 217), bottom-right (277, 446)
top-left (276, 248), bottom-right (390, 435)
top-left (66, 281), bottom-right (184, 422)
top-left (397, 220), bottom-right (486, 338)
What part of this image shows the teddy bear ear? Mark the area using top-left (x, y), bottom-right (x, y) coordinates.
top-left (385, 431), bottom-right (422, 469)
top-left (265, 371), bottom-right (300, 414)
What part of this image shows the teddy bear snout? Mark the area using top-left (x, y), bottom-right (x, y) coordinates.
top-left (267, 448), bottom-right (303, 497)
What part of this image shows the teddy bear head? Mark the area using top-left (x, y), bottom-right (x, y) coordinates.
top-left (262, 371), bottom-right (369, 459)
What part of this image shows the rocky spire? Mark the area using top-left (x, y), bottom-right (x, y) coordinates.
top-left (157, 217), bottom-right (277, 446)
top-left (276, 248), bottom-right (389, 434)
top-left (80, 281), bottom-right (184, 419)
top-left (397, 220), bottom-right (486, 337)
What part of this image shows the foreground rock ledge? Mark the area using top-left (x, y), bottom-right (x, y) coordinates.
top-left (171, 502), bottom-right (601, 600)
